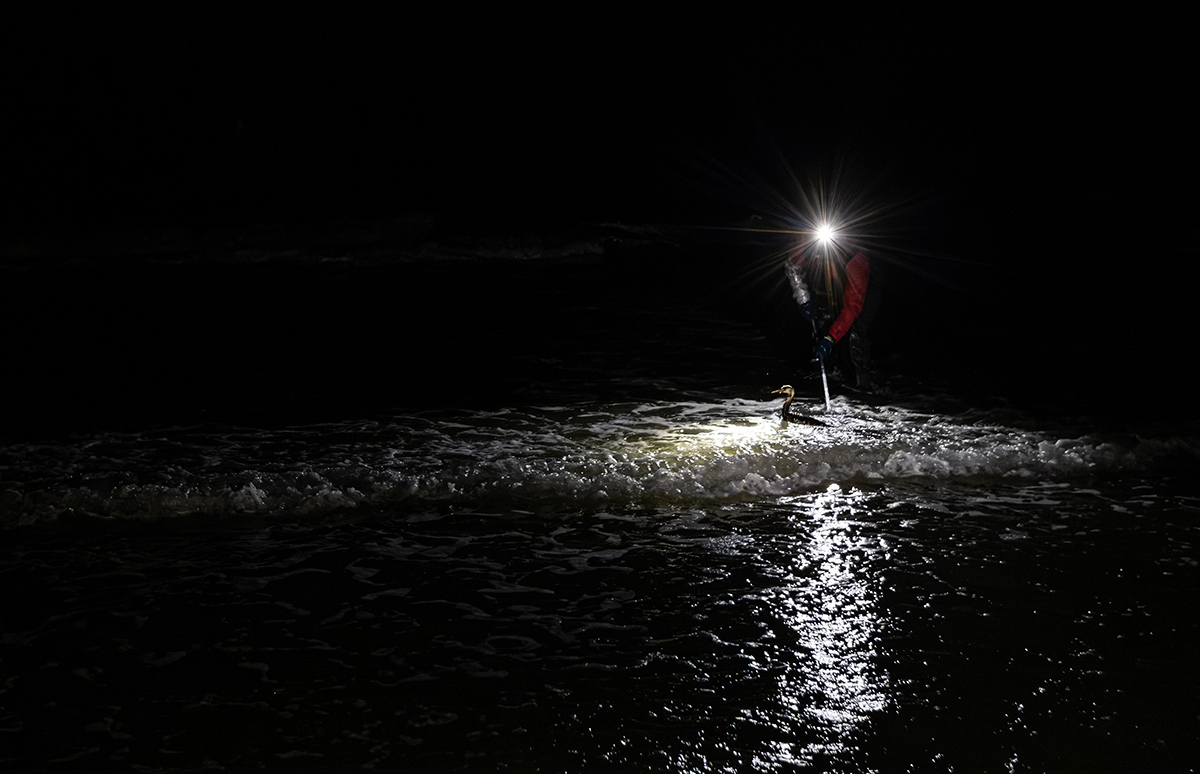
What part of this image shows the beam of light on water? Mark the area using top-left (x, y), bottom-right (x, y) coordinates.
top-left (788, 485), bottom-right (887, 757)
top-left (715, 484), bottom-right (890, 771)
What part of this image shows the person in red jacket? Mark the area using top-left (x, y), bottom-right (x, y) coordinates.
top-left (784, 228), bottom-right (879, 391)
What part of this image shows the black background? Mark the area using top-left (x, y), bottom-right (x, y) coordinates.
top-left (4, 8), bottom-right (1195, 430)
top-left (6, 9), bottom-right (1190, 228)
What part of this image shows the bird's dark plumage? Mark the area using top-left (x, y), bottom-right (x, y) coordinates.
top-left (771, 385), bottom-right (825, 426)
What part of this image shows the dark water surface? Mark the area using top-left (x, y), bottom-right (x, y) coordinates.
top-left (4, 482), bottom-right (1198, 772)
top-left (3, 227), bottom-right (1198, 772)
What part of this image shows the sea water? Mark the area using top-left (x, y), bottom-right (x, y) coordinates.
top-left (2, 223), bottom-right (1197, 772)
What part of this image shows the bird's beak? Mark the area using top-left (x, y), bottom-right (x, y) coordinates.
top-left (770, 389), bottom-right (783, 395)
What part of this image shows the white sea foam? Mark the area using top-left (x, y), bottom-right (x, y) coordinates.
top-left (2, 396), bottom-right (1196, 526)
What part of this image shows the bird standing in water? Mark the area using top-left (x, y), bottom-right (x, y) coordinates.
top-left (771, 385), bottom-right (825, 426)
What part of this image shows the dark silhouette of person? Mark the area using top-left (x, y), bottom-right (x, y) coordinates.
top-left (784, 229), bottom-right (881, 391)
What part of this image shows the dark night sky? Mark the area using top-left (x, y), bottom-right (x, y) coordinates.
top-left (4, 8), bottom-right (1196, 408)
top-left (7, 9), bottom-right (1191, 232)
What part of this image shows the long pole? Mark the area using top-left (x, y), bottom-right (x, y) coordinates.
top-left (818, 353), bottom-right (831, 412)
top-left (811, 318), bottom-right (832, 412)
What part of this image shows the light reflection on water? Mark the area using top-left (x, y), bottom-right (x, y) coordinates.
top-left (1, 476), bottom-right (1197, 772)
top-left (661, 484), bottom-right (892, 771)
top-left (750, 485), bottom-right (889, 768)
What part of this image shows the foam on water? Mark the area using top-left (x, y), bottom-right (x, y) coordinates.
top-left (3, 394), bottom-right (1194, 527)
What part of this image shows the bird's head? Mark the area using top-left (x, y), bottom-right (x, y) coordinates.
top-left (771, 385), bottom-right (796, 399)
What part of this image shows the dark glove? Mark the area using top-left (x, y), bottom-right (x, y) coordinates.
top-left (797, 301), bottom-right (814, 323)
top-left (812, 334), bottom-right (835, 361)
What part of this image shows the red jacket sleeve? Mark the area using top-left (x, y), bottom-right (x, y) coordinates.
top-left (827, 251), bottom-right (869, 342)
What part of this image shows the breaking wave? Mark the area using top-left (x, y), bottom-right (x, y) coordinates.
top-left (3, 396), bottom-right (1195, 528)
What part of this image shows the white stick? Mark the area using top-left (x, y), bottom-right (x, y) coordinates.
top-left (819, 355), bottom-right (831, 412)
top-left (812, 319), bottom-right (831, 412)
